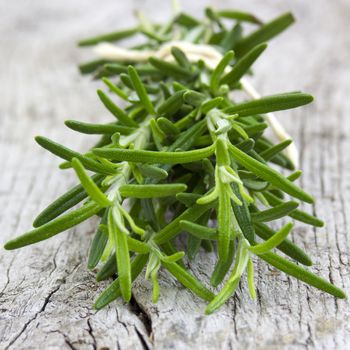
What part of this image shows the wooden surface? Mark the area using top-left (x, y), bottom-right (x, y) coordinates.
top-left (1, 0), bottom-right (349, 349)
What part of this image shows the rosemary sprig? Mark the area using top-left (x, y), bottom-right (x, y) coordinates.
top-left (4, 5), bottom-right (346, 315)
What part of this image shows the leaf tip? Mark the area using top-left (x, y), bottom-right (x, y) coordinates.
top-left (3, 241), bottom-right (12, 250)
top-left (34, 135), bottom-right (45, 144)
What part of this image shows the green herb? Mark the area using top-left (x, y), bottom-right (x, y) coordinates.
top-left (4, 6), bottom-right (345, 315)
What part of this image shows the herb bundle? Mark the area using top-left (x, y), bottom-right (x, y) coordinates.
top-left (5, 6), bottom-right (346, 314)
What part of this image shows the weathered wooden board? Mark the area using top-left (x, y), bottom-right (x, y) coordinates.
top-left (0, 0), bottom-right (349, 349)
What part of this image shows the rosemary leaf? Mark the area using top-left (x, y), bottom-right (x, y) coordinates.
top-left (217, 10), bottom-right (262, 25)
top-left (97, 89), bottom-right (138, 127)
top-left (259, 139), bottom-right (293, 161)
top-left (78, 26), bottom-right (139, 46)
top-left (250, 222), bottom-right (293, 254)
top-left (162, 261), bottom-right (214, 301)
top-left (33, 174), bottom-right (103, 227)
top-left (35, 136), bottom-right (115, 175)
top-left (5, 202), bottom-right (101, 250)
top-left (71, 158), bottom-right (111, 208)
top-left (157, 90), bottom-right (185, 116)
top-left (127, 66), bottom-right (156, 115)
top-left (251, 201), bottom-right (299, 222)
top-left (221, 43), bottom-right (267, 86)
top-left (254, 222), bottom-right (312, 266)
top-left (264, 191), bottom-right (324, 227)
top-left (149, 57), bottom-right (194, 80)
top-left (228, 143), bottom-right (314, 203)
top-left (119, 184), bottom-right (187, 198)
top-left (180, 220), bottom-right (217, 240)
top-left (93, 144), bottom-right (215, 164)
top-left (108, 210), bottom-right (132, 302)
top-left (260, 252), bottom-right (346, 299)
top-left (235, 12), bottom-right (294, 56)
top-left (102, 77), bottom-right (129, 101)
top-left (65, 120), bottom-right (135, 135)
top-left (155, 203), bottom-right (213, 244)
top-left (224, 92), bottom-right (314, 116)
top-left (210, 50), bottom-right (234, 93)
top-left (88, 210), bottom-right (109, 269)
top-left (94, 254), bottom-right (149, 310)
top-left (96, 252), bottom-right (118, 281)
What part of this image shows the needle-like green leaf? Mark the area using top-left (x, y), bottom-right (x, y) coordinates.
top-left (127, 236), bottom-right (150, 254)
top-left (5, 201), bottom-right (101, 250)
top-left (251, 201), bottom-right (299, 222)
top-left (120, 184), bottom-right (187, 198)
top-left (137, 164), bottom-right (168, 180)
top-left (108, 210), bottom-right (132, 302)
top-left (97, 89), bottom-right (138, 127)
top-left (33, 174), bottom-right (104, 227)
top-left (259, 139), bottom-right (293, 161)
top-left (247, 258), bottom-right (256, 300)
top-left (149, 57), bottom-right (194, 80)
top-left (205, 239), bottom-right (249, 314)
top-left (175, 12), bottom-right (201, 27)
top-left (210, 50), bottom-right (234, 92)
top-left (228, 143), bottom-right (314, 203)
top-left (157, 117), bottom-right (180, 136)
top-left (94, 254), bottom-right (149, 310)
top-left (250, 222), bottom-right (293, 254)
top-left (224, 92), bottom-right (314, 116)
top-left (183, 90), bottom-right (206, 107)
top-left (221, 43), bottom-right (267, 86)
top-left (162, 261), bottom-right (214, 301)
top-left (78, 26), bottom-right (139, 46)
top-left (217, 9), bottom-right (262, 24)
top-left (35, 136), bottom-right (115, 175)
top-left (254, 222), bottom-right (312, 266)
top-left (231, 183), bottom-right (255, 243)
top-left (102, 77), bottom-right (129, 101)
top-left (96, 253), bottom-right (118, 282)
top-left (211, 240), bottom-right (235, 287)
top-left (155, 203), bottom-right (213, 244)
top-left (171, 47), bottom-right (191, 69)
top-left (180, 220), bottom-right (217, 240)
top-left (177, 193), bottom-right (202, 207)
top-left (88, 210), bottom-right (109, 269)
top-left (201, 97), bottom-right (224, 114)
top-left (260, 252), bottom-right (346, 299)
top-left (71, 158), bottom-right (112, 208)
top-left (217, 182), bottom-right (232, 262)
top-left (79, 59), bottom-right (108, 74)
top-left (127, 66), bottom-right (155, 115)
top-left (65, 120), bottom-right (135, 135)
top-left (93, 144), bottom-right (215, 164)
top-left (234, 12), bottom-right (294, 56)
top-left (157, 90), bottom-right (185, 116)
top-left (263, 191), bottom-right (324, 227)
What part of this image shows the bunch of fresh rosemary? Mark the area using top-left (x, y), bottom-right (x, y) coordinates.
top-left (5, 6), bottom-right (346, 314)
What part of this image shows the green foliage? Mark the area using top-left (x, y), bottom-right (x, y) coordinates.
top-left (4, 6), bottom-right (345, 315)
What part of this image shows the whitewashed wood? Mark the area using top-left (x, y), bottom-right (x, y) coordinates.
top-left (0, 0), bottom-right (349, 349)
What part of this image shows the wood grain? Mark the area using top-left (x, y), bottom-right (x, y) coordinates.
top-left (0, 0), bottom-right (349, 349)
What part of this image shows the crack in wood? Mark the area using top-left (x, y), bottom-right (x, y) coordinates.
top-left (4, 285), bottom-right (61, 349)
top-left (87, 319), bottom-right (97, 350)
top-left (134, 326), bottom-right (152, 350)
top-left (129, 294), bottom-right (153, 338)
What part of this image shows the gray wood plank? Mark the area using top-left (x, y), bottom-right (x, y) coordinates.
top-left (0, 0), bottom-right (349, 349)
